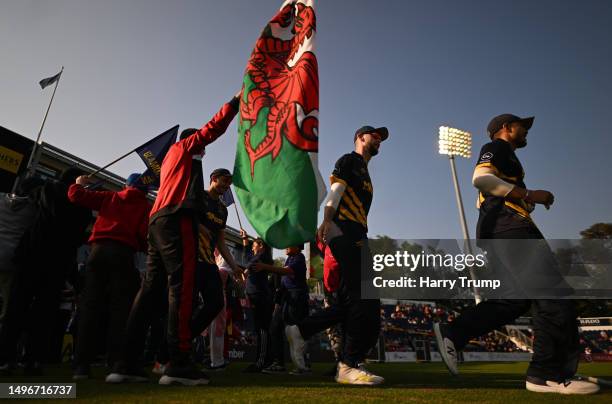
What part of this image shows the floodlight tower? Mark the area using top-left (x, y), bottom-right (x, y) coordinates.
top-left (438, 126), bottom-right (472, 241)
top-left (438, 126), bottom-right (481, 302)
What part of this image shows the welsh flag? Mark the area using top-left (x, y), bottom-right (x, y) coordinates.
top-left (233, 0), bottom-right (325, 248)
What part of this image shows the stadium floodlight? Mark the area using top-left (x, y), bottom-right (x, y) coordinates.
top-left (438, 126), bottom-right (472, 158)
top-left (438, 126), bottom-right (481, 302)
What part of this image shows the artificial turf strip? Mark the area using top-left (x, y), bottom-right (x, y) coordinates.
top-left (1, 362), bottom-right (611, 403)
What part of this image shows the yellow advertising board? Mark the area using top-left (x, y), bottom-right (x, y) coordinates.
top-left (0, 145), bottom-right (24, 174)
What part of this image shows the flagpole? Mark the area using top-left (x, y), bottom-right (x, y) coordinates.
top-left (87, 149), bottom-right (137, 178)
top-left (233, 203), bottom-right (244, 230)
top-left (25, 66), bottom-right (64, 176)
top-left (12, 67), bottom-right (64, 194)
top-left (87, 124), bottom-right (179, 178)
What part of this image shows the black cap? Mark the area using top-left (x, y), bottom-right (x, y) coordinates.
top-left (210, 168), bottom-right (232, 180)
top-left (487, 114), bottom-right (534, 138)
top-left (354, 125), bottom-right (389, 142)
top-left (180, 128), bottom-right (198, 140)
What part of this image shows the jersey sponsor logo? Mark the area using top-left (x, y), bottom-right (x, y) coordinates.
top-left (206, 211), bottom-right (224, 225)
top-left (480, 152), bottom-right (493, 161)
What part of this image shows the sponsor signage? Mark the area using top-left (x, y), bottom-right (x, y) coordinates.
top-left (0, 126), bottom-right (34, 192)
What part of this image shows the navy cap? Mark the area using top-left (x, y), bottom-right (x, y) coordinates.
top-left (126, 173), bottom-right (148, 191)
top-left (126, 173), bottom-right (142, 186)
top-left (487, 114), bottom-right (534, 138)
top-left (210, 168), bottom-right (232, 180)
top-left (354, 125), bottom-right (389, 142)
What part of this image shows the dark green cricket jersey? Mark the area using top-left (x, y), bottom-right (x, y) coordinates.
top-left (475, 139), bottom-right (535, 236)
top-left (198, 191), bottom-right (228, 264)
top-left (330, 152), bottom-right (373, 237)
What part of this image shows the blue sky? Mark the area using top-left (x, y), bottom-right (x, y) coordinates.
top-left (1, 0), bottom-right (610, 241)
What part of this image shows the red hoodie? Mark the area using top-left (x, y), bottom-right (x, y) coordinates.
top-left (68, 184), bottom-right (152, 251)
top-left (149, 99), bottom-right (238, 222)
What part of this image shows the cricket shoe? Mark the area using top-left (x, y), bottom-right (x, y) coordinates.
top-left (105, 363), bottom-right (148, 384)
top-left (526, 376), bottom-right (600, 395)
top-left (262, 362), bottom-right (286, 374)
top-left (289, 367), bottom-right (312, 376)
top-left (158, 365), bottom-right (209, 386)
top-left (285, 325), bottom-right (307, 371)
top-left (434, 322), bottom-right (458, 376)
top-left (335, 362), bottom-right (384, 386)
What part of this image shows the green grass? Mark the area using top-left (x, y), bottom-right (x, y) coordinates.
top-left (2, 362), bottom-right (611, 403)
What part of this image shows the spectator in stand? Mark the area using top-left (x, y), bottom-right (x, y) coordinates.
top-left (598, 331), bottom-right (608, 342)
top-left (68, 173), bottom-right (152, 380)
top-left (0, 168), bottom-right (92, 376)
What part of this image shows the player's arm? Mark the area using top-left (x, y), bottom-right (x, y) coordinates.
top-left (318, 153), bottom-right (353, 243)
top-left (317, 181), bottom-right (346, 243)
top-left (472, 166), bottom-right (554, 207)
top-left (217, 229), bottom-right (243, 274)
top-left (253, 262), bottom-right (294, 276)
top-left (472, 165), bottom-right (514, 197)
top-left (67, 176), bottom-right (113, 210)
top-left (181, 91), bottom-right (241, 155)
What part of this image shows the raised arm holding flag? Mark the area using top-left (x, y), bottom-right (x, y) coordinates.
top-left (107, 93), bottom-right (242, 387)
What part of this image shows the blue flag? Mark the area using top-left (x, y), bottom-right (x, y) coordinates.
top-left (220, 187), bottom-right (235, 207)
top-left (133, 125), bottom-right (178, 189)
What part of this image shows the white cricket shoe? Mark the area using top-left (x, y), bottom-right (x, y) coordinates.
top-left (285, 325), bottom-right (307, 370)
top-left (526, 377), bottom-right (599, 395)
top-left (105, 372), bottom-right (148, 384)
top-left (434, 322), bottom-right (459, 376)
top-left (335, 362), bottom-right (384, 386)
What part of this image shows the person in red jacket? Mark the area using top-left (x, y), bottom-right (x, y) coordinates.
top-left (67, 173), bottom-right (152, 380)
top-left (107, 93), bottom-right (240, 386)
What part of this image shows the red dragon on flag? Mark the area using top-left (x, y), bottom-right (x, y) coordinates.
top-left (239, 0), bottom-right (319, 176)
top-left (234, 0), bottom-right (325, 248)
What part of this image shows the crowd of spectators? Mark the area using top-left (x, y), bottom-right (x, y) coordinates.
top-left (378, 302), bottom-right (526, 353)
top-left (580, 330), bottom-right (612, 355)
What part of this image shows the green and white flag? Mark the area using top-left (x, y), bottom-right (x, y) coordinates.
top-left (234, 0), bottom-right (325, 248)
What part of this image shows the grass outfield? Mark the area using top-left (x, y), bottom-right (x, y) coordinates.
top-left (2, 362), bottom-right (611, 403)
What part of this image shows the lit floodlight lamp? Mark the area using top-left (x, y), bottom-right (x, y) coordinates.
top-left (438, 126), bottom-right (472, 158)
